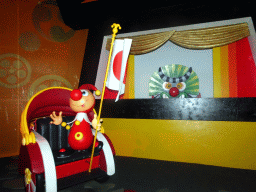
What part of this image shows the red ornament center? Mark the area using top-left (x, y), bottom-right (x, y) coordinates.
top-left (169, 87), bottom-right (179, 97)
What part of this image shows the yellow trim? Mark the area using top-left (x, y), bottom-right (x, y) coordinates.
top-left (25, 168), bottom-right (32, 185)
top-left (20, 87), bottom-right (73, 145)
top-left (75, 120), bottom-right (81, 125)
top-left (75, 132), bottom-right (83, 140)
top-left (66, 125), bottom-right (71, 130)
top-left (103, 118), bottom-right (256, 170)
top-left (213, 47), bottom-right (222, 98)
top-left (124, 55), bottom-right (135, 99)
top-left (61, 122), bottom-right (67, 127)
top-left (29, 132), bottom-right (36, 144)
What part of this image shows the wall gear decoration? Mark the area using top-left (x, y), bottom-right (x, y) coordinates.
top-left (32, 0), bottom-right (75, 42)
top-left (27, 75), bottom-right (73, 100)
top-left (0, 0), bottom-right (87, 158)
top-left (149, 64), bottom-right (200, 98)
top-left (0, 53), bottom-right (31, 88)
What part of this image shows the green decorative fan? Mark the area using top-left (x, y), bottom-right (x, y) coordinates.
top-left (149, 64), bottom-right (200, 98)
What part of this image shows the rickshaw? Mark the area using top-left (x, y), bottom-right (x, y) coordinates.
top-left (18, 23), bottom-right (122, 192)
top-left (18, 87), bottom-right (116, 192)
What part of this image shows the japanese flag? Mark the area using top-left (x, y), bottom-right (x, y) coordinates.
top-left (106, 38), bottom-right (132, 101)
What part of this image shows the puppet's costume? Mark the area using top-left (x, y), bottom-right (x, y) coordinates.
top-left (66, 84), bottom-right (102, 151)
top-left (68, 112), bottom-right (95, 150)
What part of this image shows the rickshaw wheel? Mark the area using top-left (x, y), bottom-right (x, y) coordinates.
top-left (95, 150), bottom-right (114, 183)
top-left (24, 168), bottom-right (45, 192)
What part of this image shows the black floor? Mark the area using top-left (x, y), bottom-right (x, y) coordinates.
top-left (1, 156), bottom-right (255, 192)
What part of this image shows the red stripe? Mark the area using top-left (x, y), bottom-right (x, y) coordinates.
top-left (236, 38), bottom-right (256, 97)
top-left (56, 156), bottom-right (99, 179)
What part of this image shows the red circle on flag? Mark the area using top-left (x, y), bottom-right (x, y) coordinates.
top-left (113, 51), bottom-right (127, 83)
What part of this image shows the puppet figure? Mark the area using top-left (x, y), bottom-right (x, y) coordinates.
top-left (50, 84), bottom-right (103, 151)
top-left (149, 64), bottom-right (201, 98)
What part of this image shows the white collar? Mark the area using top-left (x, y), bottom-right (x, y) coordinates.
top-left (75, 112), bottom-right (91, 125)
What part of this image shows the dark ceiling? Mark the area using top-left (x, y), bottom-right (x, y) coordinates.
top-left (57, 0), bottom-right (256, 35)
top-left (56, 1), bottom-right (218, 31)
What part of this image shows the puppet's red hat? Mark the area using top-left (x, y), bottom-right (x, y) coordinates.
top-left (79, 84), bottom-right (98, 92)
top-left (71, 84), bottom-right (101, 101)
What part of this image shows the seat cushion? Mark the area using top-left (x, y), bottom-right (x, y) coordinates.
top-left (34, 116), bottom-right (100, 166)
top-left (35, 116), bottom-right (75, 152)
top-left (53, 149), bottom-right (96, 166)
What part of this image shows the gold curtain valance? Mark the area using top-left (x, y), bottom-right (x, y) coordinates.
top-left (106, 22), bottom-right (250, 54)
top-left (170, 22), bottom-right (250, 49)
top-left (106, 30), bottom-right (175, 55)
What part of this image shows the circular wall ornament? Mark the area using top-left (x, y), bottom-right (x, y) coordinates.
top-left (32, 0), bottom-right (75, 42)
top-left (0, 53), bottom-right (31, 88)
top-left (27, 75), bottom-right (73, 100)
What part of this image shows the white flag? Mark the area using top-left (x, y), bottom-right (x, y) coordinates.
top-left (106, 38), bottom-right (132, 101)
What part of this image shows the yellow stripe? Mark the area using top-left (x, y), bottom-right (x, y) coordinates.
top-left (104, 118), bottom-right (256, 170)
top-left (213, 47), bottom-right (222, 97)
top-left (123, 55), bottom-right (135, 99)
top-left (220, 45), bottom-right (230, 97)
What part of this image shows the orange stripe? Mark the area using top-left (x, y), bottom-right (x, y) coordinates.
top-left (228, 42), bottom-right (237, 97)
top-left (220, 45), bottom-right (229, 97)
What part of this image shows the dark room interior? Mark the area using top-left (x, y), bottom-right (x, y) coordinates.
top-left (1, 0), bottom-right (256, 191)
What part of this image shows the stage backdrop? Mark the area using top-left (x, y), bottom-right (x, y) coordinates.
top-left (96, 17), bottom-right (256, 99)
top-left (94, 17), bottom-right (256, 170)
top-left (0, 0), bottom-right (88, 158)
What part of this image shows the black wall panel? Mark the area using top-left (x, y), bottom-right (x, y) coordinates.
top-left (95, 98), bottom-right (256, 121)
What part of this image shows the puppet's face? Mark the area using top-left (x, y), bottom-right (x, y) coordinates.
top-left (70, 89), bottom-right (95, 113)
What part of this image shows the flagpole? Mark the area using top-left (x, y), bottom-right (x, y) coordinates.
top-left (89, 23), bottom-right (121, 173)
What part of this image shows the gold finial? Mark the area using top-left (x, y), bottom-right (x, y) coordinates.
top-left (111, 23), bottom-right (121, 36)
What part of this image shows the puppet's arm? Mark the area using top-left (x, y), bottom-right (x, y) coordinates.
top-left (50, 111), bottom-right (63, 125)
top-left (91, 114), bottom-right (103, 131)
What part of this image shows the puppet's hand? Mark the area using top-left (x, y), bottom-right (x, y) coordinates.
top-left (92, 114), bottom-right (103, 131)
top-left (50, 111), bottom-right (63, 125)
